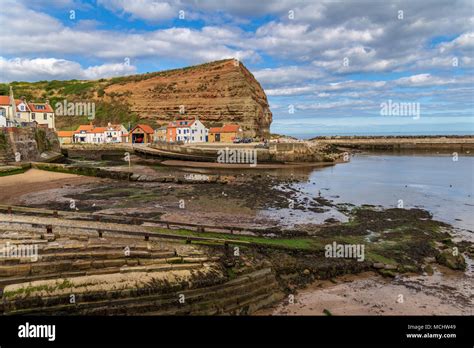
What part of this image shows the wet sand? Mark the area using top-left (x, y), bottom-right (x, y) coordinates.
top-left (258, 268), bottom-right (473, 316)
top-left (0, 169), bottom-right (100, 204)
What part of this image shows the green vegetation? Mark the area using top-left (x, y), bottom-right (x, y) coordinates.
top-left (0, 132), bottom-right (8, 150)
top-left (0, 167), bottom-right (27, 177)
top-left (34, 128), bottom-right (52, 152)
top-left (150, 227), bottom-right (321, 250)
top-left (323, 309), bottom-right (332, 316)
top-left (4, 279), bottom-right (75, 298)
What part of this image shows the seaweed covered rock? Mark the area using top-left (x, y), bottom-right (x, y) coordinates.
top-left (436, 249), bottom-right (466, 271)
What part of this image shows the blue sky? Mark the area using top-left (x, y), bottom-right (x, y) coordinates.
top-left (0, 0), bottom-right (473, 137)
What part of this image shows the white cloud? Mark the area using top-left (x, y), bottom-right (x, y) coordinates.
top-left (266, 85), bottom-right (316, 96)
top-left (98, 0), bottom-right (177, 21)
top-left (254, 66), bottom-right (324, 86)
top-left (0, 57), bottom-right (136, 82)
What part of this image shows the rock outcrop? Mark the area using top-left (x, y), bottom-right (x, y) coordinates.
top-left (0, 127), bottom-right (60, 163)
top-left (104, 59), bottom-right (272, 137)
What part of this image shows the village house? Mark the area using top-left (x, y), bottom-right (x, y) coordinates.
top-left (28, 101), bottom-right (55, 129)
top-left (69, 123), bottom-right (128, 144)
top-left (209, 124), bottom-right (242, 143)
top-left (0, 88), bottom-right (55, 129)
top-left (75, 126), bottom-right (106, 143)
top-left (104, 123), bottom-right (129, 143)
top-left (57, 131), bottom-right (75, 144)
top-left (166, 119), bottom-right (208, 143)
top-left (129, 124), bottom-right (154, 144)
top-left (0, 95), bottom-right (31, 127)
top-left (155, 125), bottom-right (167, 142)
top-left (0, 95), bottom-right (10, 127)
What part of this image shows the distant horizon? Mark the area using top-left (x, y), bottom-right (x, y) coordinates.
top-left (285, 130), bottom-right (474, 140)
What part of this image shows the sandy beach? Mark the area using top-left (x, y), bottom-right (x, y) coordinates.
top-left (0, 169), bottom-right (100, 204)
top-left (257, 268), bottom-right (473, 316)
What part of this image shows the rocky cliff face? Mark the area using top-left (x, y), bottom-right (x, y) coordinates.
top-left (0, 128), bottom-right (60, 163)
top-left (104, 59), bottom-right (272, 137)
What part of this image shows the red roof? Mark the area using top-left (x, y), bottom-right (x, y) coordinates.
top-left (0, 96), bottom-right (53, 112)
top-left (107, 124), bottom-right (124, 131)
top-left (57, 131), bottom-right (75, 137)
top-left (28, 102), bottom-right (53, 113)
top-left (209, 124), bottom-right (241, 133)
top-left (0, 96), bottom-right (11, 105)
top-left (221, 124), bottom-right (240, 132)
top-left (132, 124), bottom-right (154, 134)
top-left (75, 124), bottom-right (94, 133)
top-left (89, 127), bottom-right (107, 133)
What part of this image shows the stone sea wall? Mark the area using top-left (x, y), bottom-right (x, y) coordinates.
top-left (0, 127), bottom-right (60, 163)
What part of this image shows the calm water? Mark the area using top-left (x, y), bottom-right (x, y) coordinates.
top-left (295, 154), bottom-right (474, 231)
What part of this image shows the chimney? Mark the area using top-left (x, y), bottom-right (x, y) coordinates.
top-left (45, 99), bottom-right (50, 105)
top-left (108, 122), bottom-right (111, 127)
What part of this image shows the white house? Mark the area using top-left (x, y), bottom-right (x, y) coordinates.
top-left (0, 108), bottom-right (6, 127)
top-left (72, 123), bottom-right (128, 144)
top-left (74, 126), bottom-right (106, 143)
top-left (175, 119), bottom-right (208, 143)
top-left (104, 123), bottom-right (128, 143)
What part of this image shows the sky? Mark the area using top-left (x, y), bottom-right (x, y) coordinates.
top-left (0, 0), bottom-right (473, 137)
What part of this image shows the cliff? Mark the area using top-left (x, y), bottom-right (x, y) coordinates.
top-left (104, 59), bottom-right (272, 137)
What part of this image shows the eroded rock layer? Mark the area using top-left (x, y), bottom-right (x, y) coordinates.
top-left (104, 59), bottom-right (272, 137)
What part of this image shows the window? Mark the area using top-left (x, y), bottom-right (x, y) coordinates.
top-left (44, 113), bottom-right (47, 120)
top-left (31, 113), bottom-right (35, 120)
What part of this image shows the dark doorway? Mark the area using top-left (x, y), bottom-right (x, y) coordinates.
top-left (132, 133), bottom-right (144, 143)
